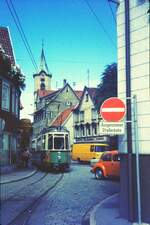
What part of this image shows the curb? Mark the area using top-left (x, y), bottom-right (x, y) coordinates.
top-left (90, 193), bottom-right (119, 225)
top-left (0, 169), bottom-right (38, 185)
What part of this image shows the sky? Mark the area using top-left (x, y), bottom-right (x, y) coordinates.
top-left (0, 0), bottom-right (117, 120)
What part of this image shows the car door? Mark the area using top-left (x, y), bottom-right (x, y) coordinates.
top-left (111, 153), bottom-right (120, 176)
top-left (101, 153), bottom-right (112, 176)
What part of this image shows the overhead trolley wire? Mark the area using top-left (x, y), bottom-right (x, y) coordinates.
top-left (5, 0), bottom-right (38, 72)
top-left (107, 0), bottom-right (116, 24)
top-left (83, 0), bottom-right (116, 48)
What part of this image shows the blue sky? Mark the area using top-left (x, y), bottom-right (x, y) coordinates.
top-left (1, 0), bottom-right (117, 119)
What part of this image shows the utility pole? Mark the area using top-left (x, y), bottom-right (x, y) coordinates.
top-left (125, 0), bottom-right (134, 222)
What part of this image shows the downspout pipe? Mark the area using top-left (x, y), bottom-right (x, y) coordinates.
top-left (124, 0), bottom-right (134, 221)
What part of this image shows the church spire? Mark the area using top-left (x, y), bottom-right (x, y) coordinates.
top-left (39, 40), bottom-right (50, 74)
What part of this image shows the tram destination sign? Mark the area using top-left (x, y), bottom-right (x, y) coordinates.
top-left (99, 121), bottom-right (125, 135)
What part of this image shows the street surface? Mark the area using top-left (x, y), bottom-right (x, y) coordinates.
top-left (0, 163), bottom-right (119, 225)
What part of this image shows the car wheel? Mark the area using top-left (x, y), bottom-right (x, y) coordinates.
top-left (95, 168), bottom-right (103, 180)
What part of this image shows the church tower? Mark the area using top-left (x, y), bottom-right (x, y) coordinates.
top-left (33, 44), bottom-right (52, 111)
top-left (33, 44), bottom-right (52, 93)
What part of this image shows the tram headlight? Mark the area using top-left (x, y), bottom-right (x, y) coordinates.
top-left (57, 152), bottom-right (61, 160)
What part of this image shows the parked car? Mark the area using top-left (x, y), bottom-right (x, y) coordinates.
top-left (91, 150), bottom-right (120, 180)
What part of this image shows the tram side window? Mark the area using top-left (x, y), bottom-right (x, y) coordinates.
top-left (48, 135), bottom-right (53, 150)
top-left (54, 137), bottom-right (64, 150)
top-left (43, 135), bottom-right (46, 149)
top-left (31, 141), bottom-right (36, 151)
top-left (37, 137), bottom-right (42, 150)
top-left (65, 135), bottom-right (69, 149)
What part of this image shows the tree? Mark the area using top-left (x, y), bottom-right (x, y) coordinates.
top-left (95, 63), bottom-right (117, 111)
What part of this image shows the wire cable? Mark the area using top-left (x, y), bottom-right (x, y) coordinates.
top-left (107, 0), bottom-right (116, 24)
top-left (83, 0), bottom-right (116, 48)
top-left (5, 0), bottom-right (38, 72)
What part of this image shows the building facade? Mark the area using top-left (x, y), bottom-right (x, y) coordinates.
top-left (117, 0), bottom-right (150, 223)
top-left (33, 82), bottom-right (80, 139)
top-left (73, 86), bottom-right (109, 144)
top-left (0, 26), bottom-right (24, 166)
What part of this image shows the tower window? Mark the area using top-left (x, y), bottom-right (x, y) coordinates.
top-left (40, 83), bottom-right (45, 90)
top-left (41, 78), bottom-right (45, 82)
top-left (86, 93), bottom-right (89, 102)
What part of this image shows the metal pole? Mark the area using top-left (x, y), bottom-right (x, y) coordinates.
top-left (133, 95), bottom-right (142, 225)
top-left (124, 0), bottom-right (134, 221)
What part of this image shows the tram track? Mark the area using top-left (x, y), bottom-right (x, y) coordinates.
top-left (1, 171), bottom-right (49, 205)
top-left (5, 173), bottom-right (64, 225)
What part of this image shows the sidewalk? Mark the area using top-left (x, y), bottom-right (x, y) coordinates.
top-left (90, 193), bottom-right (131, 225)
top-left (0, 165), bottom-right (37, 185)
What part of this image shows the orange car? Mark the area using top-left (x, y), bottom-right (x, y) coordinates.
top-left (91, 150), bottom-right (120, 179)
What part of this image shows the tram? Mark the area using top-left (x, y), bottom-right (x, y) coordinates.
top-left (31, 127), bottom-right (71, 170)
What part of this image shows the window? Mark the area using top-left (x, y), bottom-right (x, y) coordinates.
top-left (10, 135), bottom-right (17, 152)
top-left (12, 88), bottom-right (16, 114)
top-left (37, 137), bottom-right (42, 150)
top-left (87, 126), bottom-right (91, 135)
top-left (102, 153), bottom-right (111, 161)
top-left (54, 137), bottom-right (64, 149)
top-left (2, 133), bottom-right (9, 151)
top-left (81, 126), bottom-right (85, 136)
top-left (95, 146), bottom-right (107, 152)
top-left (2, 81), bottom-right (10, 111)
top-left (80, 111), bottom-right (84, 122)
top-left (74, 113), bottom-right (79, 123)
top-left (40, 83), bottom-right (45, 90)
top-left (92, 124), bottom-right (97, 135)
top-left (65, 135), bottom-right (69, 149)
top-left (48, 135), bottom-right (53, 149)
top-left (113, 154), bottom-right (120, 161)
top-left (92, 109), bottom-right (97, 120)
top-left (66, 101), bottom-right (72, 106)
top-left (90, 146), bottom-right (95, 152)
top-left (42, 135), bottom-right (46, 149)
top-left (86, 93), bottom-right (89, 102)
top-left (15, 92), bottom-right (19, 117)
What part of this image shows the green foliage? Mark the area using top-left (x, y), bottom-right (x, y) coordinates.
top-left (0, 47), bottom-right (26, 90)
top-left (95, 63), bottom-right (117, 111)
top-left (11, 66), bottom-right (26, 90)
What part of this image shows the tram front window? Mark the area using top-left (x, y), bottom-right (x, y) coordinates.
top-left (54, 137), bottom-right (64, 150)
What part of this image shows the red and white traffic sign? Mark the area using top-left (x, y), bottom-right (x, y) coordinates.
top-left (100, 97), bottom-right (126, 122)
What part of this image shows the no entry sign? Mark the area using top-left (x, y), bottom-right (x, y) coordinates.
top-left (100, 97), bottom-right (126, 122)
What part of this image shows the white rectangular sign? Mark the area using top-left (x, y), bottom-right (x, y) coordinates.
top-left (99, 121), bottom-right (125, 135)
